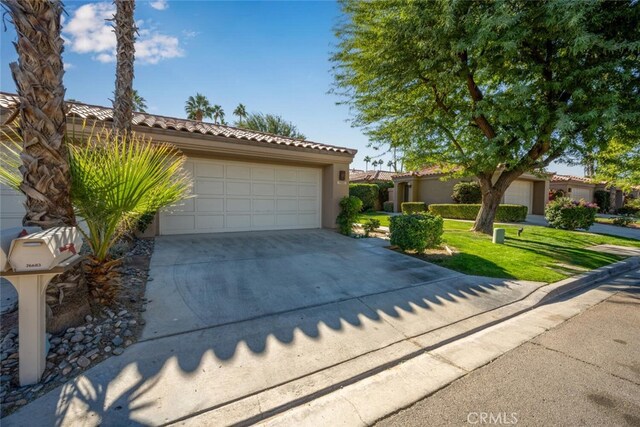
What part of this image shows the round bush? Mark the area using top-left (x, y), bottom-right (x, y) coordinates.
top-left (336, 196), bottom-right (363, 235)
top-left (451, 181), bottom-right (481, 204)
top-left (544, 197), bottom-right (597, 230)
top-left (349, 184), bottom-right (379, 211)
top-left (383, 201), bottom-right (394, 212)
top-left (390, 212), bottom-right (444, 253)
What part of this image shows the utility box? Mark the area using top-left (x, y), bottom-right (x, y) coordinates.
top-left (0, 226), bottom-right (41, 272)
top-left (493, 228), bottom-right (506, 244)
top-left (8, 227), bottom-right (83, 272)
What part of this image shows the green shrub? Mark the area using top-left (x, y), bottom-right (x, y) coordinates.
top-left (336, 196), bottom-right (363, 235)
top-left (377, 181), bottom-right (394, 208)
top-left (612, 215), bottom-right (635, 227)
top-left (593, 190), bottom-right (611, 213)
top-left (618, 198), bottom-right (640, 216)
top-left (545, 197), bottom-right (597, 230)
top-left (548, 188), bottom-right (566, 201)
top-left (451, 181), bottom-right (481, 204)
top-left (428, 204), bottom-right (528, 222)
top-left (363, 218), bottom-right (381, 237)
top-left (401, 202), bottom-right (427, 214)
top-left (383, 201), bottom-right (394, 212)
top-left (349, 183), bottom-right (379, 211)
top-left (390, 213), bottom-right (444, 252)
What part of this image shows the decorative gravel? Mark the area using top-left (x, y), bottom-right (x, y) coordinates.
top-left (0, 238), bottom-right (154, 417)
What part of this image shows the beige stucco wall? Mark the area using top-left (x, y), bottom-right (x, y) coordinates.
top-left (549, 182), bottom-right (595, 202)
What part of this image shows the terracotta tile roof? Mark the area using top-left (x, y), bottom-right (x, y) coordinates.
top-left (551, 174), bottom-right (594, 183)
top-left (392, 165), bottom-right (462, 179)
top-left (350, 169), bottom-right (395, 182)
top-left (0, 92), bottom-right (356, 156)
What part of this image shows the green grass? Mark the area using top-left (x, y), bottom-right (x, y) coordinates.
top-left (357, 211), bottom-right (393, 227)
top-left (358, 211), bottom-right (640, 283)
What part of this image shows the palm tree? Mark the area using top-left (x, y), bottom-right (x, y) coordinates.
top-left (212, 104), bottom-right (225, 125)
top-left (185, 93), bottom-right (214, 121)
top-left (240, 112), bottom-right (306, 139)
top-left (3, 0), bottom-right (75, 229)
top-left (112, 0), bottom-right (137, 134)
top-left (233, 103), bottom-right (247, 124)
top-left (364, 156), bottom-right (371, 171)
top-left (132, 89), bottom-right (147, 112)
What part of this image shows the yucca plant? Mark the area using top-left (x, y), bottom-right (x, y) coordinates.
top-left (1, 123), bottom-right (192, 302)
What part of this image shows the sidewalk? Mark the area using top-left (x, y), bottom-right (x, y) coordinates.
top-left (377, 270), bottom-right (640, 426)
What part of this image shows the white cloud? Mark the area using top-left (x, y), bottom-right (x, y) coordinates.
top-left (63, 62), bottom-right (74, 70)
top-left (182, 30), bottom-right (199, 39)
top-left (63, 2), bottom-right (183, 65)
top-left (149, 0), bottom-right (169, 11)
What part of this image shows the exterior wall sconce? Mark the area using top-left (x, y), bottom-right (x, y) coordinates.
top-left (339, 170), bottom-right (346, 181)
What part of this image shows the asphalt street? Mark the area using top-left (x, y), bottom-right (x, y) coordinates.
top-left (377, 269), bottom-right (640, 427)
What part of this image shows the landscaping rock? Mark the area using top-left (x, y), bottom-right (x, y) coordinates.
top-left (70, 333), bottom-right (85, 343)
top-left (112, 336), bottom-right (123, 347)
top-left (112, 347), bottom-right (124, 356)
top-left (77, 356), bottom-right (90, 368)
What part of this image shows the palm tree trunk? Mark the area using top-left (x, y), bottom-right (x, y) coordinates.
top-left (5, 0), bottom-right (75, 228)
top-left (112, 0), bottom-right (136, 134)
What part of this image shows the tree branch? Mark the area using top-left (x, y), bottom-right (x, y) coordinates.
top-left (458, 51), bottom-right (496, 139)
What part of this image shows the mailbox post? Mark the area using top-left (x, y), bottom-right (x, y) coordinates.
top-left (0, 227), bottom-right (83, 386)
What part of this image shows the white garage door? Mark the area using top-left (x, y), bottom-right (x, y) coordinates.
top-left (160, 158), bottom-right (322, 235)
top-left (504, 180), bottom-right (533, 213)
top-left (570, 187), bottom-right (591, 202)
top-left (0, 184), bottom-right (25, 228)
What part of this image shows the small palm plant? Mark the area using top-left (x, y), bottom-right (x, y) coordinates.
top-left (1, 123), bottom-right (192, 302)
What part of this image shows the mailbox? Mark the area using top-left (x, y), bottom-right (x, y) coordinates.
top-left (0, 226), bottom-right (41, 272)
top-left (8, 226), bottom-right (83, 272)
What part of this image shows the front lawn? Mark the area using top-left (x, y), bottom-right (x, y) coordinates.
top-left (594, 216), bottom-right (640, 229)
top-left (358, 211), bottom-right (640, 283)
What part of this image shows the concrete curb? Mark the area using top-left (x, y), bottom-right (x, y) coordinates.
top-left (172, 258), bottom-right (639, 427)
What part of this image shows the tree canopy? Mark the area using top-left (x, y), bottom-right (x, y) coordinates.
top-left (237, 112), bottom-right (306, 139)
top-left (332, 0), bottom-right (640, 232)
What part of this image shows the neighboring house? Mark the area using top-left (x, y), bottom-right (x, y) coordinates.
top-left (349, 169), bottom-right (395, 183)
top-left (392, 166), bottom-right (550, 215)
top-left (550, 175), bottom-right (596, 203)
top-left (0, 93), bottom-right (357, 235)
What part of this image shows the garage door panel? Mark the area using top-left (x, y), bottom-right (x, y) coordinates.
top-left (504, 181), bottom-right (533, 214)
top-left (226, 198), bottom-right (252, 212)
top-left (277, 199), bottom-right (297, 212)
top-left (226, 165), bottom-right (251, 180)
top-left (196, 180), bottom-right (224, 195)
top-left (196, 215), bottom-right (224, 229)
top-left (252, 167), bottom-right (275, 181)
top-left (252, 183), bottom-right (275, 196)
top-left (195, 162), bottom-right (223, 178)
top-left (227, 215), bottom-right (251, 228)
top-left (571, 188), bottom-right (591, 202)
top-left (253, 214), bottom-right (276, 227)
top-left (169, 198), bottom-right (195, 213)
top-left (196, 198), bottom-right (224, 212)
top-left (253, 199), bottom-right (275, 212)
top-left (226, 181), bottom-right (251, 196)
top-left (277, 214), bottom-right (298, 226)
top-left (276, 184), bottom-right (297, 197)
top-left (299, 185), bottom-right (317, 197)
top-left (160, 159), bottom-right (320, 234)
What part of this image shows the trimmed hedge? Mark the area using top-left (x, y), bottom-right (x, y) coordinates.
top-left (349, 183), bottom-right (379, 211)
top-left (451, 181), bottom-right (482, 204)
top-left (401, 202), bottom-right (427, 214)
top-left (428, 204), bottom-right (528, 222)
top-left (383, 201), bottom-right (394, 212)
top-left (390, 212), bottom-right (444, 252)
top-left (336, 196), bottom-right (363, 235)
top-left (377, 181), bottom-right (394, 208)
top-left (545, 197), bottom-right (597, 230)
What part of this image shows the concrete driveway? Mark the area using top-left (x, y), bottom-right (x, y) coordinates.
top-left (142, 229), bottom-right (463, 339)
top-left (5, 230), bottom-right (546, 426)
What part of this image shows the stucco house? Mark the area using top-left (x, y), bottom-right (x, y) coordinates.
top-left (550, 174), bottom-right (633, 211)
top-left (391, 167), bottom-right (550, 215)
top-left (349, 169), bottom-right (395, 183)
top-left (0, 93), bottom-right (356, 235)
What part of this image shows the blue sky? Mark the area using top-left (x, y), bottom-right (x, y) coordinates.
top-left (0, 0), bottom-right (582, 175)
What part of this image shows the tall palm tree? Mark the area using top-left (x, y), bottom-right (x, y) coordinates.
top-left (363, 156), bottom-right (371, 171)
top-left (132, 89), bottom-right (147, 112)
top-left (112, 0), bottom-right (137, 134)
top-left (212, 104), bottom-right (225, 125)
top-left (3, 0), bottom-right (75, 228)
top-left (233, 103), bottom-right (247, 124)
top-left (185, 93), bottom-right (214, 121)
